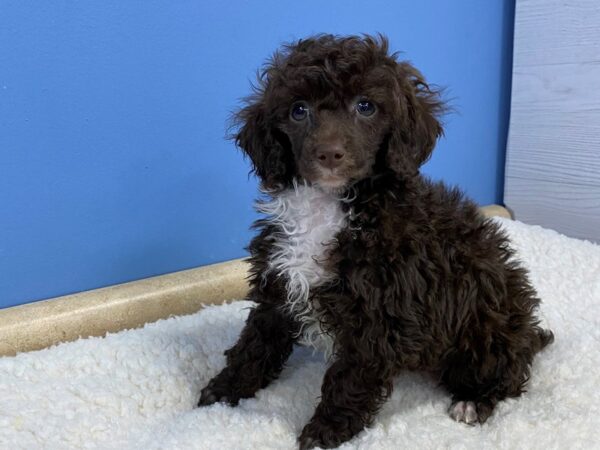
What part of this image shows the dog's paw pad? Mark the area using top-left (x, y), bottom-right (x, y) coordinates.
top-left (449, 401), bottom-right (478, 425)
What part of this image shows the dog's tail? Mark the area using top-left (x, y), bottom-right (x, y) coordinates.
top-left (534, 328), bottom-right (555, 353)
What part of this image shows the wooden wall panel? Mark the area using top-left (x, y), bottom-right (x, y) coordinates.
top-left (505, 0), bottom-right (600, 242)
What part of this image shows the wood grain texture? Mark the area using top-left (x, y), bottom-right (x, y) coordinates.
top-left (505, 0), bottom-right (600, 242)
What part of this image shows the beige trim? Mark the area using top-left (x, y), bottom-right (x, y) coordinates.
top-left (0, 204), bottom-right (510, 357)
top-left (480, 204), bottom-right (512, 219)
top-left (0, 260), bottom-right (250, 357)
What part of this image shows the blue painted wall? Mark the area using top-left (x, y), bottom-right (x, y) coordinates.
top-left (0, 1), bottom-right (515, 308)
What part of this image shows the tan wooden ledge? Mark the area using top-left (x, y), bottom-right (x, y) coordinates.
top-left (0, 260), bottom-right (249, 357)
top-left (0, 204), bottom-right (511, 357)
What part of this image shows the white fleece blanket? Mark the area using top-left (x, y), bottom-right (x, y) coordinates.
top-left (1, 218), bottom-right (599, 449)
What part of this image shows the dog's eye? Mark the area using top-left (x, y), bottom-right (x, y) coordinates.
top-left (356, 100), bottom-right (376, 117)
top-left (290, 102), bottom-right (309, 121)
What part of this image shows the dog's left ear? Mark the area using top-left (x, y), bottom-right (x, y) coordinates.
top-left (387, 62), bottom-right (445, 176)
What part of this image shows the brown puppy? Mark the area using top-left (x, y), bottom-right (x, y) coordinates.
top-left (198, 34), bottom-right (553, 449)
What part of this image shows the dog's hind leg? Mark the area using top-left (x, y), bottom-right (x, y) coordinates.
top-left (440, 337), bottom-right (534, 425)
top-left (441, 358), bottom-right (504, 424)
top-left (445, 326), bottom-right (553, 424)
top-left (198, 303), bottom-right (298, 407)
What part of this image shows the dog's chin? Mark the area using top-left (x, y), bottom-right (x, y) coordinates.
top-left (313, 176), bottom-right (349, 195)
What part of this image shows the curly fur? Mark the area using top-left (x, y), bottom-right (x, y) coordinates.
top-left (198, 34), bottom-right (554, 449)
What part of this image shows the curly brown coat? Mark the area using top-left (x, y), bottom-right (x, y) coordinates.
top-left (198, 34), bottom-right (553, 450)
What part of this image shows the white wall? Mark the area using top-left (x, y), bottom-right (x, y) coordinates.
top-left (505, 0), bottom-right (600, 242)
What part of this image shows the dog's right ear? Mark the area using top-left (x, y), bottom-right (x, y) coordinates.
top-left (234, 99), bottom-right (293, 190)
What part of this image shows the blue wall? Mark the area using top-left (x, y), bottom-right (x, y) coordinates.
top-left (0, 1), bottom-right (515, 308)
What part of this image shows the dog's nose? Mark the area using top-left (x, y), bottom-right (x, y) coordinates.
top-left (316, 145), bottom-right (346, 170)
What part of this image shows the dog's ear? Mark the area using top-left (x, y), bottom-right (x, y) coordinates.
top-left (234, 98), bottom-right (293, 190)
top-left (387, 62), bottom-right (445, 176)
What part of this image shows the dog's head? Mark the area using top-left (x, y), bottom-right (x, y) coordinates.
top-left (234, 34), bottom-right (445, 192)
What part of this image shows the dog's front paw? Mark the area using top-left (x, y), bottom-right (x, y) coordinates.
top-left (298, 420), bottom-right (354, 450)
top-left (197, 375), bottom-right (240, 407)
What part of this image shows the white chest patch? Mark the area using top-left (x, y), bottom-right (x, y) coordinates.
top-left (257, 183), bottom-right (349, 356)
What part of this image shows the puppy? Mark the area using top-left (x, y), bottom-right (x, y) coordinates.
top-left (198, 34), bottom-right (553, 449)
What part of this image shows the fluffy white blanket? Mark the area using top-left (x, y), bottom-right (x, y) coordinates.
top-left (1, 218), bottom-right (599, 449)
